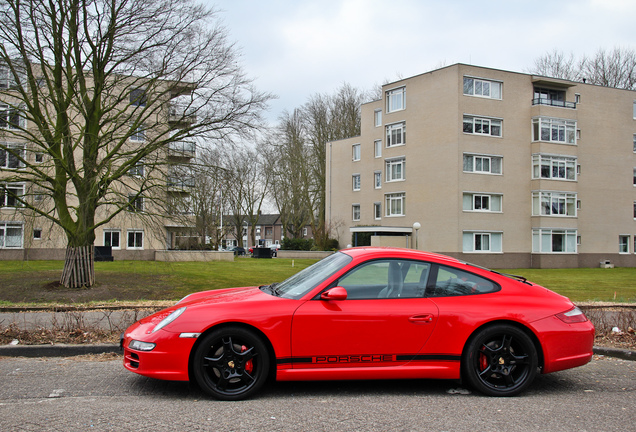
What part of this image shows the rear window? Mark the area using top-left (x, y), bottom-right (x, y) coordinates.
top-left (427, 265), bottom-right (500, 297)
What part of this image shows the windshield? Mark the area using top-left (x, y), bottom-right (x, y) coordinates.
top-left (275, 252), bottom-right (352, 299)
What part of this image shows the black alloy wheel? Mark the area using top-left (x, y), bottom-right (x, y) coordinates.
top-left (463, 324), bottom-right (538, 396)
top-left (193, 326), bottom-right (270, 401)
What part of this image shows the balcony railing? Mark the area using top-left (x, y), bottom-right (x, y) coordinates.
top-left (532, 98), bottom-right (577, 109)
top-left (169, 102), bottom-right (197, 123)
top-left (168, 140), bottom-right (196, 157)
top-left (167, 176), bottom-right (195, 191)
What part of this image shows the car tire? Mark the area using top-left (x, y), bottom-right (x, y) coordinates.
top-left (463, 324), bottom-right (538, 397)
top-left (192, 326), bottom-right (270, 401)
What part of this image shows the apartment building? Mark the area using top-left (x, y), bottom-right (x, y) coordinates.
top-left (326, 64), bottom-right (636, 268)
top-left (0, 65), bottom-right (197, 261)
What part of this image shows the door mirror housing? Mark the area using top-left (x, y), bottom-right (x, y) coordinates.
top-left (320, 286), bottom-right (348, 301)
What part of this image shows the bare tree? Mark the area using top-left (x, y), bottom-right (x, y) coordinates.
top-left (528, 47), bottom-right (636, 90)
top-left (0, 0), bottom-right (270, 286)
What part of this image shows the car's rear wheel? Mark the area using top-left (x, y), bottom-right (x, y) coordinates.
top-left (463, 324), bottom-right (538, 397)
top-left (192, 326), bottom-right (270, 401)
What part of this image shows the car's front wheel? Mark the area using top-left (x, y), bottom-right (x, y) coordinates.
top-left (463, 324), bottom-right (538, 397)
top-left (192, 326), bottom-right (270, 401)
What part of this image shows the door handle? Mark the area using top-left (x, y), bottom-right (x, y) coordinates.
top-left (409, 314), bottom-right (433, 323)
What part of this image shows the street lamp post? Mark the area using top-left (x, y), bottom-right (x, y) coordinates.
top-left (412, 222), bottom-right (421, 250)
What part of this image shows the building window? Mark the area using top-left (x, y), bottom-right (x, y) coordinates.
top-left (374, 140), bottom-right (382, 158)
top-left (532, 117), bottom-right (576, 144)
top-left (619, 235), bottom-right (630, 254)
top-left (463, 232), bottom-right (502, 253)
top-left (462, 116), bottom-right (502, 137)
top-left (532, 228), bottom-right (577, 253)
top-left (374, 171), bottom-right (382, 189)
top-left (130, 124), bottom-right (146, 142)
top-left (128, 160), bottom-right (144, 177)
top-left (35, 152), bottom-right (44, 163)
top-left (463, 154), bottom-right (502, 174)
top-left (352, 204), bottom-right (360, 221)
top-left (374, 109), bottom-right (382, 127)
top-left (0, 183), bottom-right (24, 207)
top-left (0, 143), bottom-right (25, 169)
top-left (130, 88), bottom-right (147, 107)
top-left (352, 174), bottom-right (361, 191)
top-left (385, 157), bottom-right (405, 182)
top-left (127, 194), bottom-right (144, 212)
top-left (463, 77), bottom-right (502, 100)
top-left (386, 122), bottom-right (405, 147)
top-left (633, 101), bottom-right (636, 119)
top-left (352, 144), bottom-right (360, 161)
top-left (0, 103), bottom-right (25, 130)
top-left (303, 227), bottom-right (308, 237)
top-left (374, 202), bottom-right (381, 220)
top-left (386, 87), bottom-right (405, 112)
top-left (633, 134), bottom-right (636, 152)
top-left (127, 230), bottom-right (144, 249)
top-left (104, 229), bottom-right (121, 249)
top-left (633, 168), bottom-right (636, 186)
top-left (463, 193), bottom-right (502, 212)
top-left (0, 223), bottom-right (23, 248)
top-left (633, 201), bottom-right (636, 219)
top-left (385, 193), bottom-right (405, 217)
top-left (532, 191), bottom-right (577, 217)
top-left (532, 154), bottom-right (577, 181)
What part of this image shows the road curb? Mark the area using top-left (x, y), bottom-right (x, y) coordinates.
top-left (0, 343), bottom-right (120, 358)
top-left (593, 346), bottom-right (636, 361)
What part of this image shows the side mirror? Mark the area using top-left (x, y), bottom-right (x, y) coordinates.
top-left (320, 286), bottom-right (348, 301)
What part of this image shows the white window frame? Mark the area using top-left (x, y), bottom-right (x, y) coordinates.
top-left (33, 228), bottom-right (42, 240)
top-left (0, 143), bottom-right (26, 169)
top-left (104, 229), bottom-right (121, 250)
top-left (532, 154), bottom-right (577, 181)
top-left (352, 144), bottom-right (361, 161)
top-left (374, 171), bottom-right (382, 189)
top-left (463, 153), bottom-right (502, 175)
top-left (463, 77), bottom-right (502, 100)
top-left (386, 87), bottom-right (405, 113)
top-left (127, 229), bottom-right (144, 250)
top-left (462, 231), bottom-right (503, 253)
top-left (462, 115), bottom-right (502, 137)
top-left (532, 228), bottom-right (578, 254)
top-left (532, 191), bottom-right (577, 217)
top-left (373, 202), bottom-right (381, 220)
top-left (130, 124), bottom-right (146, 142)
top-left (532, 117), bottom-right (576, 144)
top-left (386, 122), bottom-right (405, 147)
top-left (619, 235), bottom-right (630, 254)
top-left (352, 174), bottom-right (361, 191)
top-left (127, 194), bottom-right (144, 212)
top-left (385, 157), bottom-right (405, 182)
top-left (374, 139), bottom-right (382, 158)
top-left (385, 192), bottom-right (405, 217)
top-left (352, 204), bottom-right (360, 221)
top-left (374, 109), bottom-right (382, 127)
top-left (0, 183), bottom-right (25, 208)
top-left (463, 192), bottom-right (502, 212)
top-left (0, 222), bottom-right (23, 248)
top-left (0, 103), bottom-right (26, 130)
top-left (128, 159), bottom-right (144, 177)
top-left (633, 134), bottom-right (636, 153)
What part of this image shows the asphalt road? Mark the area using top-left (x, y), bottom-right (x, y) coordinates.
top-left (0, 354), bottom-right (634, 432)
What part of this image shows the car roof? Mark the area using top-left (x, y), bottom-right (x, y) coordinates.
top-left (340, 247), bottom-right (465, 266)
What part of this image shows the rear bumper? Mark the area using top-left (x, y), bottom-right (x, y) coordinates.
top-left (532, 315), bottom-right (595, 374)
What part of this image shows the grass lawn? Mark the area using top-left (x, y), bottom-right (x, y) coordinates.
top-left (0, 258), bottom-right (635, 305)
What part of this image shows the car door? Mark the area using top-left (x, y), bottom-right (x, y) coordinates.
top-left (290, 259), bottom-right (439, 369)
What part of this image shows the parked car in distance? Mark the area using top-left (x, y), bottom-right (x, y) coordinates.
top-left (269, 244), bottom-right (280, 257)
top-left (122, 247), bottom-right (595, 401)
top-left (226, 246), bottom-right (246, 256)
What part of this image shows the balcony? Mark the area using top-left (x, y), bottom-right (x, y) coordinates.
top-left (532, 98), bottom-right (577, 109)
top-left (169, 102), bottom-right (197, 124)
top-left (168, 140), bottom-right (196, 158)
top-left (167, 176), bottom-right (195, 192)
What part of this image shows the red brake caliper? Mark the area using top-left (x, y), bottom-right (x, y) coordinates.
top-left (479, 348), bottom-right (488, 371)
top-left (242, 345), bottom-right (254, 373)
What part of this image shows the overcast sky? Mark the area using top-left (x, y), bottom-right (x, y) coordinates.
top-left (207, 0), bottom-right (635, 121)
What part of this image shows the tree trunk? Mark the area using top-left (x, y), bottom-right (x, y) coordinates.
top-left (60, 245), bottom-right (95, 288)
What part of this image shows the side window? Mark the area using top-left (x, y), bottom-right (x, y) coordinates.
top-left (336, 259), bottom-right (430, 299)
top-left (427, 265), bottom-right (499, 297)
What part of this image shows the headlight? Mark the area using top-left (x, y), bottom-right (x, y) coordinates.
top-left (152, 307), bottom-right (186, 333)
top-left (129, 340), bottom-right (156, 351)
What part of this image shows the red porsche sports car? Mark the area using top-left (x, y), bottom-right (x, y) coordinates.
top-left (122, 247), bottom-right (594, 400)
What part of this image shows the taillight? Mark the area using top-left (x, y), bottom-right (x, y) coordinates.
top-left (556, 306), bottom-right (588, 324)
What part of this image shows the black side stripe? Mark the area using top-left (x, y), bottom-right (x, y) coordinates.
top-left (276, 354), bottom-right (460, 365)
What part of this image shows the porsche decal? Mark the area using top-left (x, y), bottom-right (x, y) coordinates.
top-left (277, 354), bottom-right (460, 365)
